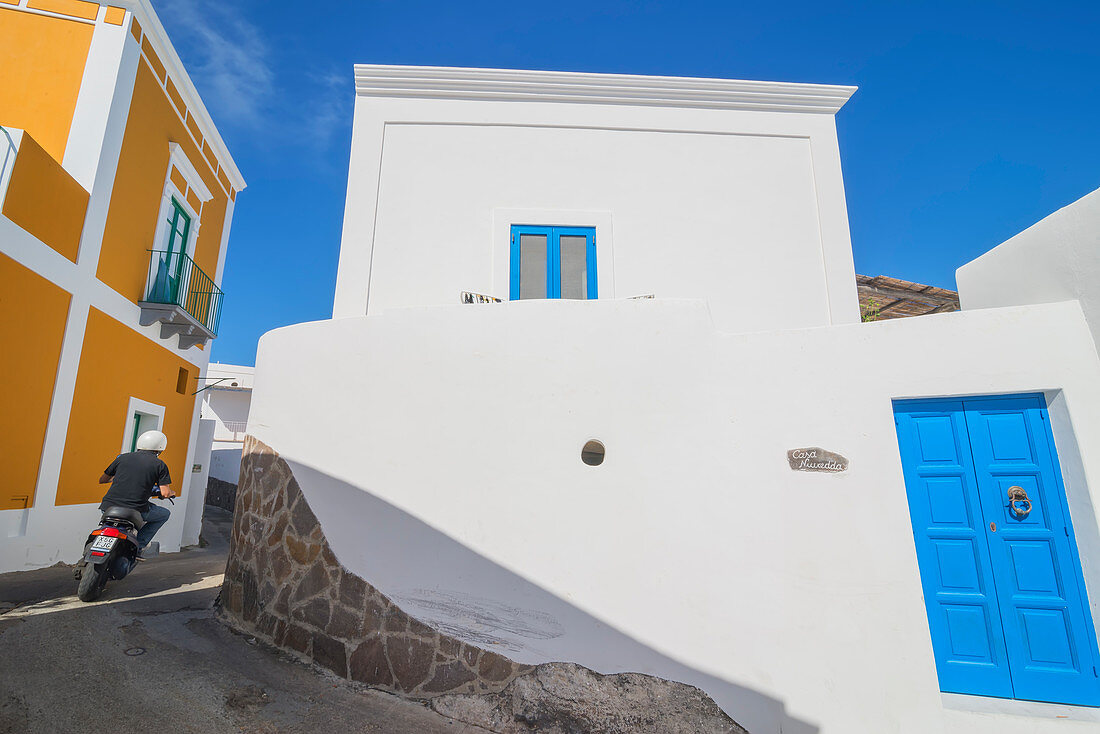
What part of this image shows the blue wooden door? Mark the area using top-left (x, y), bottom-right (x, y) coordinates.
top-left (895, 395), bottom-right (1100, 706)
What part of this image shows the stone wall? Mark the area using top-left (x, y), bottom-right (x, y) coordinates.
top-left (205, 476), bottom-right (238, 513)
top-left (219, 437), bottom-right (744, 732)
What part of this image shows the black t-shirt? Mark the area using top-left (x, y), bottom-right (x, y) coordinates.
top-left (99, 450), bottom-right (171, 513)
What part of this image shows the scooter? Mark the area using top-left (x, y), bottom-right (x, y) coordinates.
top-left (75, 489), bottom-right (172, 602)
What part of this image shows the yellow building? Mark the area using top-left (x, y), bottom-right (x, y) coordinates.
top-left (0, 0), bottom-right (244, 570)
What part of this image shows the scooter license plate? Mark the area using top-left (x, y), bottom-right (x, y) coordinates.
top-left (91, 536), bottom-right (116, 551)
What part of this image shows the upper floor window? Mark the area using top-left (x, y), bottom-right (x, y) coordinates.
top-left (510, 225), bottom-right (597, 300)
top-left (148, 197), bottom-right (191, 303)
top-left (167, 197), bottom-right (192, 253)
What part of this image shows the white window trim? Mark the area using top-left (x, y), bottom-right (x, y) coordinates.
top-left (169, 143), bottom-right (213, 202)
top-left (492, 208), bottom-right (615, 300)
top-left (147, 146), bottom-right (210, 298)
top-left (120, 397), bottom-right (166, 454)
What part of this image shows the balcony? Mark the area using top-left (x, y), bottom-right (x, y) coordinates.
top-left (219, 420), bottom-right (247, 442)
top-left (138, 250), bottom-right (223, 349)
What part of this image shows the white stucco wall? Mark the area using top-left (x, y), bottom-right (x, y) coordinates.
top-left (202, 389), bottom-right (252, 440)
top-left (334, 67), bottom-right (861, 333)
top-left (198, 363), bottom-right (253, 484)
top-left (181, 418), bottom-right (214, 545)
top-left (247, 299), bottom-right (1100, 734)
top-left (208, 444), bottom-right (243, 484)
top-left (957, 187), bottom-right (1100, 352)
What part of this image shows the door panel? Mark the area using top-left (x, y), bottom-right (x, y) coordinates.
top-left (896, 395), bottom-right (1100, 706)
top-left (895, 403), bottom-right (1013, 696)
top-left (963, 396), bottom-right (1100, 705)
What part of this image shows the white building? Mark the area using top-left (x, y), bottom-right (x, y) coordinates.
top-left (199, 362), bottom-right (254, 486)
top-left (243, 66), bottom-right (1100, 734)
top-left (957, 187), bottom-right (1100, 349)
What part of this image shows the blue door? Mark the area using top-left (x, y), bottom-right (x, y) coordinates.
top-left (894, 394), bottom-right (1100, 706)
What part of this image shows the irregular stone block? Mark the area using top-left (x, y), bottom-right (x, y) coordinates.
top-left (408, 615), bottom-right (438, 641)
top-left (289, 490), bottom-right (316, 536)
top-left (283, 623), bottom-right (311, 655)
top-left (286, 535), bottom-right (320, 565)
top-left (272, 586), bottom-right (291, 616)
top-left (241, 571), bottom-right (259, 623)
top-left (338, 572), bottom-right (367, 609)
top-left (294, 561), bottom-right (329, 602)
top-left (477, 650), bottom-right (515, 682)
top-left (312, 633), bottom-right (348, 678)
top-left (386, 635), bottom-right (435, 692)
top-left (293, 597), bottom-right (331, 630)
top-left (270, 548), bottom-right (291, 584)
top-left (265, 515), bottom-right (287, 547)
top-left (326, 604), bottom-right (363, 641)
top-left (349, 636), bottom-right (394, 688)
top-left (284, 475), bottom-right (302, 509)
top-left (256, 612), bottom-right (277, 638)
top-left (422, 660), bottom-right (477, 694)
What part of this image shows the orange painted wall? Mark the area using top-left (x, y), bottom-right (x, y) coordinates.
top-left (2, 132), bottom-right (89, 262)
top-left (0, 252), bottom-right (71, 510)
top-left (0, 8), bottom-right (93, 163)
top-left (97, 59), bottom-right (228, 302)
top-left (56, 308), bottom-right (196, 506)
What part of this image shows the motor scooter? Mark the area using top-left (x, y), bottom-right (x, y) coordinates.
top-left (75, 489), bottom-right (172, 602)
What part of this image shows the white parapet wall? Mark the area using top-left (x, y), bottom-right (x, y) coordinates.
top-left (246, 298), bottom-right (1100, 734)
top-left (957, 187), bottom-right (1100, 352)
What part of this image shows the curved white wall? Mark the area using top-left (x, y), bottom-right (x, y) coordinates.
top-left (248, 299), bottom-right (1100, 734)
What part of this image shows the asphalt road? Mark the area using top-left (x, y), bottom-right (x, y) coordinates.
top-left (0, 506), bottom-right (491, 734)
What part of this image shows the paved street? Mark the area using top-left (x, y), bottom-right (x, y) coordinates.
top-left (0, 507), bottom-right (490, 734)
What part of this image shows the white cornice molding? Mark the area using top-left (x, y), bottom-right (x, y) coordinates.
top-left (354, 65), bottom-right (857, 115)
top-left (119, 0), bottom-right (246, 191)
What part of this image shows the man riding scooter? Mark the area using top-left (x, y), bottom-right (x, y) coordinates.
top-left (98, 429), bottom-right (176, 556)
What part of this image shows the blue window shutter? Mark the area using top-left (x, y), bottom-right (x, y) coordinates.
top-left (509, 224), bottom-right (596, 300)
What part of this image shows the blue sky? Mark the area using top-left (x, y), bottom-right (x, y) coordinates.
top-left (155, 0), bottom-right (1100, 366)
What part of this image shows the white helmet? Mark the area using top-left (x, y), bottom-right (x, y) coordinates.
top-left (136, 430), bottom-right (168, 452)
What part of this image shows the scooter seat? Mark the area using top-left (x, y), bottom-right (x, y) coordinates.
top-left (101, 506), bottom-right (145, 529)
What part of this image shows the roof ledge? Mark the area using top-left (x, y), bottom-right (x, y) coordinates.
top-left (353, 65), bottom-right (857, 114)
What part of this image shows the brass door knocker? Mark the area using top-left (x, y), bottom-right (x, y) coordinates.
top-left (1007, 486), bottom-right (1033, 519)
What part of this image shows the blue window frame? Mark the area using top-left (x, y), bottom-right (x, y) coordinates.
top-left (510, 225), bottom-right (597, 300)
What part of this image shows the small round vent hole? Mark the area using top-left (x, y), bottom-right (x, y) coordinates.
top-left (581, 440), bottom-right (605, 466)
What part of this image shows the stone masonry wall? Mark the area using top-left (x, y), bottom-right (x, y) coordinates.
top-left (219, 436), bottom-right (532, 696)
top-left (205, 476), bottom-right (238, 513)
top-left (219, 437), bottom-right (744, 732)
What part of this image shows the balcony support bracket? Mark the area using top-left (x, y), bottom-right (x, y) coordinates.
top-left (138, 301), bottom-right (215, 350)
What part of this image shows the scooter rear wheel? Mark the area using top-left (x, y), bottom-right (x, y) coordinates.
top-left (77, 562), bottom-right (107, 602)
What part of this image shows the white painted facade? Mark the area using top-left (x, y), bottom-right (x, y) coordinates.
top-left (334, 66), bottom-right (861, 332)
top-left (957, 186), bottom-right (1100, 353)
top-left (199, 362), bottom-right (254, 484)
top-left (249, 66), bottom-right (1100, 733)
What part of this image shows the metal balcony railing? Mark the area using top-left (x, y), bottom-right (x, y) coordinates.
top-left (220, 420), bottom-right (248, 442)
top-left (144, 250), bottom-right (223, 336)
